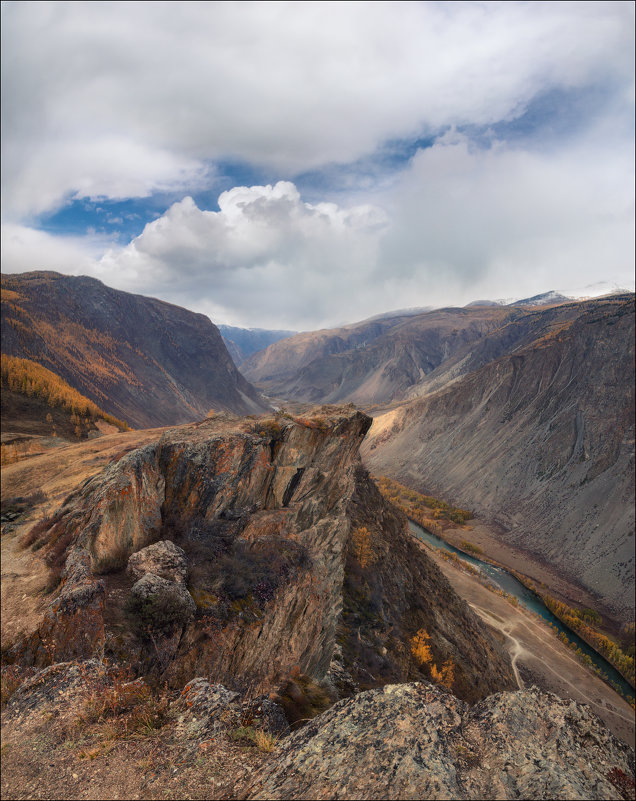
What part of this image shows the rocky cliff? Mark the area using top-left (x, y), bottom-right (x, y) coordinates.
top-left (246, 683), bottom-right (635, 800)
top-left (12, 407), bottom-right (514, 703)
top-left (1, 271), bottom-right (268, 427)
top-left (364, 296), bottom-right (635, 621)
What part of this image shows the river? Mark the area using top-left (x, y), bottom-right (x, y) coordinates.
top-left (408, 520), bottom-right (635, 703)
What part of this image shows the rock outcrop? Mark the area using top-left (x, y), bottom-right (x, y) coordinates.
top-left (246, 683), bottom-right (636, 800)
top-left (15, 407), bottom-right (514, 702)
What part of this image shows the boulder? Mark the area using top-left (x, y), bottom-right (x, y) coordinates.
top-left (129, 573), bottom-right (196, 630)
top-left (245, 683), bottom-right (635, 801)
top-left (127, 539), bottom-right (189, 584)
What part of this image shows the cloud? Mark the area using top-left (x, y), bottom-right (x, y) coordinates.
top-left (1, 2), bottom-right (633, 327)
top-left (378, 130), bottom-right (635, 303)
top-left (92, 182), bottom-right (388, 328)
top-left (42, 135), bottom-right (627, 329)
top-left (1, 223), bottom-right (111, 274)
top-left (2, 1), bottom-right (633, 219)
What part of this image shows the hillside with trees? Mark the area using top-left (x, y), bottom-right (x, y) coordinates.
top-left (1, 354), bottom-right (130, 464)
top-left (1, 272), bottom-right (268, 428)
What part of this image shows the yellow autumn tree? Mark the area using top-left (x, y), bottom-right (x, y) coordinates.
top-left (352, 526), bottom-right (375, 569)
top-left (410, 628), bottom-right (433, 666)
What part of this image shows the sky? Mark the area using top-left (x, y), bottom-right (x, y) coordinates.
top-left (1, 1), bottom-right (634, 330)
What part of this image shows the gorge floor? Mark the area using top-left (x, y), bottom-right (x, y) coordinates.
top-left (421, 538), bottom-right (635, 748)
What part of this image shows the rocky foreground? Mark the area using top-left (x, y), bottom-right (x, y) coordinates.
top-left (7, 406), bottom-right (514, 701)
top-left (2, 406), bottom-right (634, 799)
top-left (246, 682), bottom-right (635, 800)
top-left (2, 662), bottom-right (634, 801)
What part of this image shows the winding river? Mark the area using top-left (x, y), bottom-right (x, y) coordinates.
top-left (408, 520), bottom-right (635, 703)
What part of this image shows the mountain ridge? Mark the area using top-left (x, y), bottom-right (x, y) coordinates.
top-left (1, 271), bottom-right (269, 428)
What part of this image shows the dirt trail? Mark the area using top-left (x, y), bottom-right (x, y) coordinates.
top-left (426, 546), bottom-right (635, 748)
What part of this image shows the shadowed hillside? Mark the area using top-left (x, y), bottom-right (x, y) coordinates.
top-left (1, 272), bottom-right (269, 428)
top-left (363, 296), bottom-right (635, 623)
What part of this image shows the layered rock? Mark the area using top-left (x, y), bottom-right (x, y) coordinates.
top-left (246, 683), bottom-right (636, 800)
top-left (15, 407), bottom-right (514, 701)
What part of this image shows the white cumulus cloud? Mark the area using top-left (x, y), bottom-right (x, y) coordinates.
top-left (93, 182), bottom-right (388, 328)
top-left (2, 1), bottom-right (633, 219)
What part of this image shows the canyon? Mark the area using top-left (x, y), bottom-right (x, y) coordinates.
top-left (1, 282), bottom-right (634, 800)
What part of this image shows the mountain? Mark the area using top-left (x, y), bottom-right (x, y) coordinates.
top-left (240, 306), bottom-right (515, 405)
top-left (1, 271), bottom-right (268, 428)
top-left (465, 283), bottom-right (634, 309)
top-left (363, 295), bottom-right (635, 622)
top-left (218, 325), bottom-right (297, 366)
top-left (508, 290), bottom-right (571, 306)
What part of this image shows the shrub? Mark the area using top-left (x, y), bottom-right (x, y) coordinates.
top-left (80, 674), bottom-right (170, 738)
top-left (460, 540), bottom-right (483, 555)
top-left (251, 419), bottom-right (283, 439)
top-left (274, 672), bottom-right (334, 726)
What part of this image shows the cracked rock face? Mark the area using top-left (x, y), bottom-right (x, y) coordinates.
top-left (15, 406), bottom-right (514, 700)
top-left (12, 549), bottom-right (106, 667)
top-left (245, 684), bottom-right (635, 801)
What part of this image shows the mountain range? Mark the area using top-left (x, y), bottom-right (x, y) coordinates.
top-left (1, 271), bottom-right (633, 798)
top-left (242, 293), bottom-right (635, 624)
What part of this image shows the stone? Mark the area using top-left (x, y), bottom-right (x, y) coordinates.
top-left (245, 684), bottom-right (635, 801)
top-left (127, 539), bottom-right (189, 584)
top-left (6, 660), bottom-right (107, 719)
top-left (129, 573), bottom-right (196, 624)
top-left (176, 678), bottom-right (240, 740)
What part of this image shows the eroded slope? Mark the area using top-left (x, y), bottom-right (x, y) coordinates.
top-left (364, 297), bottom-right (635, 621)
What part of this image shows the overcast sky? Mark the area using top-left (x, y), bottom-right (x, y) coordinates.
top-left (2, 1), bottom-right (634, 329)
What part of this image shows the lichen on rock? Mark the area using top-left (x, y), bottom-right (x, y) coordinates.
top-left (245, 683), bottom-right (635, 800)
top-left (127, 539), bottom-right (189, 584)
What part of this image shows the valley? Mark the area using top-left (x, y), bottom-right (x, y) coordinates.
top-left (1, 282), bottom-right (634, 800)
top-left (422, 537), bottom-right (635, 747)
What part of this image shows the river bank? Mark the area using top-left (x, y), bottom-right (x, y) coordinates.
top-left (418, 537), bottom-right (635, 748)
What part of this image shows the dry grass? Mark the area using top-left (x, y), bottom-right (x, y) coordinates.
top-left (253, 728), bottom-right (278, 752)
top-left (75, 675), bottom-right (171, 741)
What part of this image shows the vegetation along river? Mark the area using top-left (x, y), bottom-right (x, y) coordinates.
top-left (409, 520), bottom-right (635, 704)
